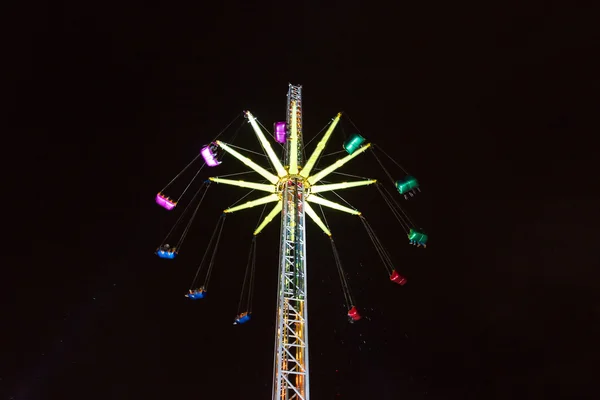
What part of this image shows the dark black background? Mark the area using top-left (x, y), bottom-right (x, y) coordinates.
top-left (5, 1), bottom-right (599, 399)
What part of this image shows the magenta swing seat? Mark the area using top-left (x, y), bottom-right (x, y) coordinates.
top-left (201, 143), bottom-right (221, 167)
top-left (156, 193), bottom-right (177, 210)
top-left (274, 122), bottom-right (287, 143)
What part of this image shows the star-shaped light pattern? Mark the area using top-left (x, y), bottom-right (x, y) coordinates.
top-left (208, 107), bottom-right (376, 236)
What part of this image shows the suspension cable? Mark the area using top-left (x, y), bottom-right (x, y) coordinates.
top-left (248, 237), bottom-right (257, 313)
top-left (340, 120), bottom-right (348, 140)
top-left (213, 118), bottom-right (246, 165)
top-left (256, 119), bottom-right (285, 150)
top-left (160, 181), bottom-right (206, 246)
top-left (378, 185), bottom-right (409, 230)
top-left (375, 183), bottom-right (411, 233)
top-left (213, 113), bottom-right (243, 142)
top-left (302, 119), bottom-right (331, 151)
top-left (321, 149), bottom-right (347, 158)
top-left (251, 116), bottom-right (288, 161)
top-left (376, 145), bottom-right (409, 174)
top-left (328, 170), bottom-right (372, 180)
top-left (159, 154), bottom-right (201, 193)
top-left (318, 205), bottom-right (355, 309)
top-left (204, 215), bottom-right (226, 290)
top-left (303, 142), bottom-right (307, 164)
top-left (255, 203), bottom-right (268, 230)
top-left (240, 203), bottom-right (268, 312)
top-left (303, 117), bottom-right (342, 171)
top-left (228, 119), bottom-right (246, 144)
top-left (226, 142), bottom-right (268, 157)
top-left (163, 115), bottom-right (243, 200)
top-left (344, 113), bottom-right (362, 135)
top-left (330, 237), bottom-right (354, 308)
top-left (379, 184), bottom-right (417, 227)
top-left (227, 189), bottom-right (256, 209)
top-left (370, 148), bottom-right (396, 186)
top-left (328, 189), bottom-right (355, 210)
top-left (341, 113), bottom-right (408, 180)
top-left (175, 182), bottom-right (211, 251)
top-left (238, 236), bottom-right (257, 313)
top-left (176, 163), bottom-right (206, 203)
top-left (189, 214), bottom-right (226, 290)
top-left (359, 216), bottom-right (394, 275)
top-left (319, 203), bottom-right (331, 230)
top-left (212, 170), bottom-right (257, 178)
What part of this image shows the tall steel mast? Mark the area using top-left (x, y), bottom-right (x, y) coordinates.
top-left (272, 84), bottom-right (310, 400)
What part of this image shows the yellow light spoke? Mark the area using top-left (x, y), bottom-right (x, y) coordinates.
top-left (307, 143), bottom-right (371, 185)
top-left (224, 193), bottom-right (279, 214)
top-left (310, 179), bottom-right (376, 194)
top-left (306, 194), bottom-right (361, 215)
top-left (299, 113), bottom-right (342, 178)
top-left (303, 202), bottom-right (331, 236)
top-left (254, 201), bottom-right (283, 235)
top-left (209, 177), bottom-right (275, 193)
top-left (289, 101), bottom-right (299, 174)
top-left (246, 111), bottom-right (287, 177)
top-left (216, 140), bottom-right (279, 184)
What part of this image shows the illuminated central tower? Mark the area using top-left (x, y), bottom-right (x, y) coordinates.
top-left (272, 84), bottom-right (310, 399)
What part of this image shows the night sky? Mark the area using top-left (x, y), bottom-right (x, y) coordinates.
top-left (5, 1), bottom-right (599, 399)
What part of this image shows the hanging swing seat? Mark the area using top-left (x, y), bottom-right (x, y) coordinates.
top-left (274, 121), bottom-right (287, 143)
top-left (156, 245), bottom-right (177, 259)
top-left (156, 193), bottom-right (177, 210)
top-left (201, 143), bottom-right (222, 167)
top-left (395, 176), bottom-right (419, 195)
top-left (185, 288), bottom-right (206, 299)
top-left (390, 270), bottom-right (407, 285)
top-left (234, 312), bottom-right (251, 325)
top-left (408, 229), bottom-right (428, 247)
top-left (347, 306), bottom-right (361, 321)
top-left (395, 176), bottom-right (420, 195)
top-left (343, 134), bottom-right (366, 155)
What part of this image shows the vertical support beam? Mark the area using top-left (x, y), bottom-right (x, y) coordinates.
top-left (297, 179), bottom-right (310, 398)
top-left (289, 101), bottom-right (299, 174)
top-left (273, 84), bottom-right (309, 400)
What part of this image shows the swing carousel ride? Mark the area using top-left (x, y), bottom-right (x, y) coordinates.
top-left (153, 84), bottom-right (428, 400)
